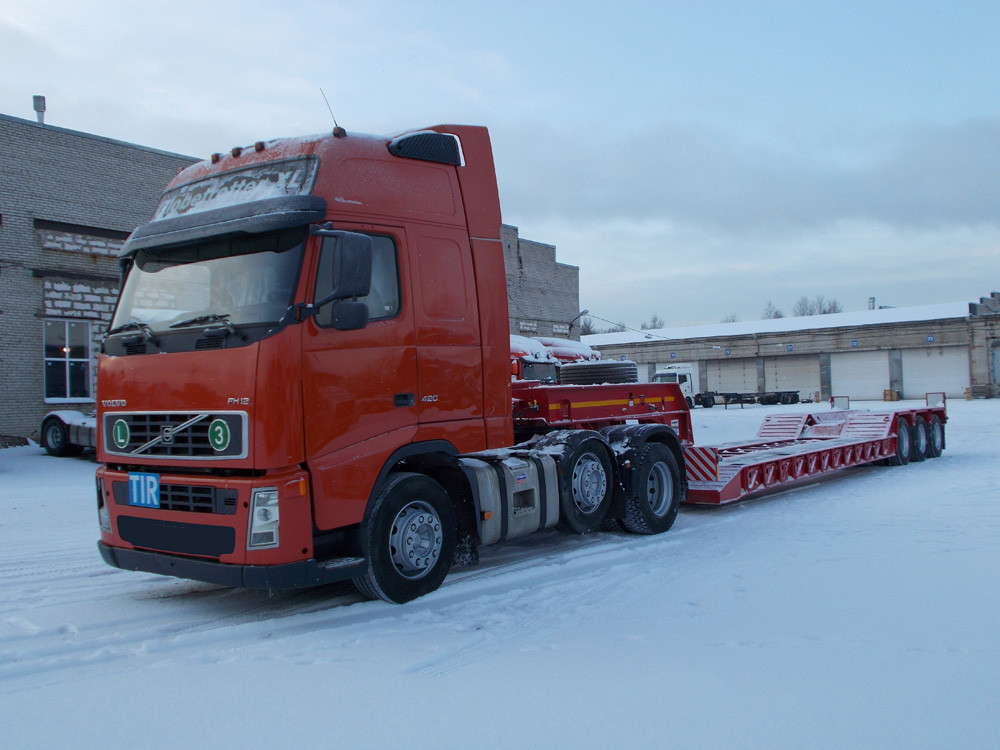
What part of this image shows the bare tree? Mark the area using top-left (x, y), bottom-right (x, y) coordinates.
top-left (762, 300), bottom-right (784, 319)
top-left (721, 313), bottom-right (740, 323)
top-left (640, 314), bottom-right (666, 330)
top-left (579, 316), bottom-right (598, 336)
top-left (793, 295), bottom-right (843, 316)
top-left (792, 296), bottom-right (816, 316)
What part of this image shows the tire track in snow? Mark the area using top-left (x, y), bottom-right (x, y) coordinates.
top-left (0, 504), bottom-right (758, 688)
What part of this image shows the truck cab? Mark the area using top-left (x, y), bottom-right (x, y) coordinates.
top-left (96, 125), bottom-right (689, 603)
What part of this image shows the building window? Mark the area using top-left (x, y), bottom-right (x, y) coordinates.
top-left (44, 319), bottom-right (92, 401)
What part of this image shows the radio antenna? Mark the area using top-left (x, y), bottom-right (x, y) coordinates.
top-left (320, 88), bottom-right (347, 138)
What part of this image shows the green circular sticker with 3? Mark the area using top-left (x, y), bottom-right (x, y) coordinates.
top-left (112, 419), bottom-right (130, 450)
top-left (208, 419), bottom-right (231, 451)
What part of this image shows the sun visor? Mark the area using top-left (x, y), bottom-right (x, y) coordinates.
top-left (120, 195), bottom-right (328, 257)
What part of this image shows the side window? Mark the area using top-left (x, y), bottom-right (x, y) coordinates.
top-left (315, 234), bottom-right (400, 326)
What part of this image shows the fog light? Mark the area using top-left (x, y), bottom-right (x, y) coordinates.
top-left (97, 477), bottom-right (111, 532)
top-left (248, 488), bottom-right (279, 549)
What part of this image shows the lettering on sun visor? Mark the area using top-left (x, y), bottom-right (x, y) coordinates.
top-left (152, 157), bottom-right (319, 221)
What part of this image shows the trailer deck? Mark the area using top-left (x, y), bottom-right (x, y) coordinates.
top-left (684, 396), bottom-right (947, 504)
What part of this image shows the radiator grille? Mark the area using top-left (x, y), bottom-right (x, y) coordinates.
top-left (103, 411), bottom-right (246, 459)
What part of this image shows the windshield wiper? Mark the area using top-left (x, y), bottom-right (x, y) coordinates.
top-left (169, 313), bottom-right (246, 340)
top-left (104, 321), bottom-right (159, 345)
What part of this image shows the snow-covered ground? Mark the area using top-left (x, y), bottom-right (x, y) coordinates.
top-left (2, 399), bottom-right (998, 748)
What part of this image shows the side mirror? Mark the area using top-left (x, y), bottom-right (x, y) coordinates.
top-left (313, 230), bottom-right (373, 308)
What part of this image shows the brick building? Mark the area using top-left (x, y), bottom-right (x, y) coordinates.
top-left (501, 223), bottom-right (581, 340)
top-left (1, 113), bottom-right (580, 440)
top-left (0, 113), bottom-right (197, 440)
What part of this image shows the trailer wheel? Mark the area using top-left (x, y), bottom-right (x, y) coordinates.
top-left (353, 472), bottom-right (457, 604)
top-left (887, 418), bottom-right (911, 466)
top-left (621, 443), bottom-right (680, 535)
top-left (41, 417), bottom-right (79, 457)
top-left (555, 436), bottom-right (614, 534)
top-left (910, 416), bottom-right (929, 462)
top-left (702, 395), bottom-right (715, 408)
top-left (926, 415), bottom-right (944, 458)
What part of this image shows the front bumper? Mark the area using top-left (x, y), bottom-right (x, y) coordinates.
top-left (98, 542), bottom-right (366, 591)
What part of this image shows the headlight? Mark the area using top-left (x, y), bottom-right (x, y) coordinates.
top-left (96, 477), bottom-right (111, 533)
top-left (248, 488), bottom-right (279, 549)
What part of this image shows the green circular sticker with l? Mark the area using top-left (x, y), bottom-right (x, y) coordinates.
top-left (208, 419), bottom-right (231, 452)
top-left (112, 419), bottom-right (130, 450)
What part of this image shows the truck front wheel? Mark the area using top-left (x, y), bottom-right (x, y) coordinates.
top-left (354, 472), bottom-right (457, 604)
top-left (41, 417), bottom-right (78, 457)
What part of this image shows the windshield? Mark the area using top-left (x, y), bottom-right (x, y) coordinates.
top-left (111, 227), bottom-right (306, 332)
top-left (521, 360), bottom-right (558, 382)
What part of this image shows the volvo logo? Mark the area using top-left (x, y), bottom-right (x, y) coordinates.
top-left (102, 399), bottom-right (127, 408)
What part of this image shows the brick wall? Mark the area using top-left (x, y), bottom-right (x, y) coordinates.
top-left (502, 223), bottom-right (581, 341)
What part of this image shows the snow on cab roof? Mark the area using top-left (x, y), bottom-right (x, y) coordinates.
top-left (583, 301), bottom-right (971, 347)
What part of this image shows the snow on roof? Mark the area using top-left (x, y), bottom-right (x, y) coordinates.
top-left (583, 301), bottom-right (972, 347)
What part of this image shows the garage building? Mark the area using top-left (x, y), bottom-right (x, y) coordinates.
top-left (584, 296), bottom-right (1000, 401)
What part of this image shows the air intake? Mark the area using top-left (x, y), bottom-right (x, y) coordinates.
top-left (387, 131), bottom-right (462, 166)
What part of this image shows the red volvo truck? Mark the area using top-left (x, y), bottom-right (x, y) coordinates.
top-left (96, 125), bottom-right (946, 603)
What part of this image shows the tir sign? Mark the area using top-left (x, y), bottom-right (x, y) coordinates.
top-left (128, 472), bottom-right (160, 508)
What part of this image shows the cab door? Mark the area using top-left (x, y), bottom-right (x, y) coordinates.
top-left (300, 226), bottom-right (418, 530)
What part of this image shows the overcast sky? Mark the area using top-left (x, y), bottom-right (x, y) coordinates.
top-left (3, 0), bottom-right (998, 327)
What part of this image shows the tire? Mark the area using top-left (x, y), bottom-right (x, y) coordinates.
top-left (926, 415), bottom-right (944, 458)
top-left (620, 443), bottom-right (680, 535)
top-left (353, 472), bottom-right (457, 604)
top-left (887, 418), bottom-right (911, 466)
top-left (702, 395), bottom-right (715, 408)
top-left (686, 396), bottom-right (694, 409)
top-left (553, 435), bottom-right (615, 534)
top-left (41, 417), bottom-right (76, 457)
top-left (910, 416), bottom-right (929, 462)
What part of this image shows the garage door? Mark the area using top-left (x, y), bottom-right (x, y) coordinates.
top-left (707, 359), bottom-right (757, 394)
top-left (763, 355), bottom-right (821, 402)
top-left (901, 346), bottom-right (969, 398)
top-left (830, 350), bottom-right (889, 401)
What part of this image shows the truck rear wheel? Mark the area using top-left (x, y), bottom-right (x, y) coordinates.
top-left (926, 415), bottom-right (944, 458)
top-left (354, 472), bottom-right (457, 604)
top-left (621, 443), bottom-right (680, 535)
top-left (553, 435), bottom-right (614, 534)
top-left (910, 416), bottom-right (929, 462)
top-left (887, 418), bottom-right (911, 466)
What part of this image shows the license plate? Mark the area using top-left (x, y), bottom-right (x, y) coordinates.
top-left (128, 472), bottom-right (161, 508)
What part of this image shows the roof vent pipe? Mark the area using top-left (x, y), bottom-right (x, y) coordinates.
top-left (33, 95), bottom-right (46, 125)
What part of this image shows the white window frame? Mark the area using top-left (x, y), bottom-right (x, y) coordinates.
top-left (43, 318), bottom-right (94, 404)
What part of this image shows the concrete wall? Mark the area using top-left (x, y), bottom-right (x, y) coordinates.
top-left (0, 114), bottom-right (196, 439)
